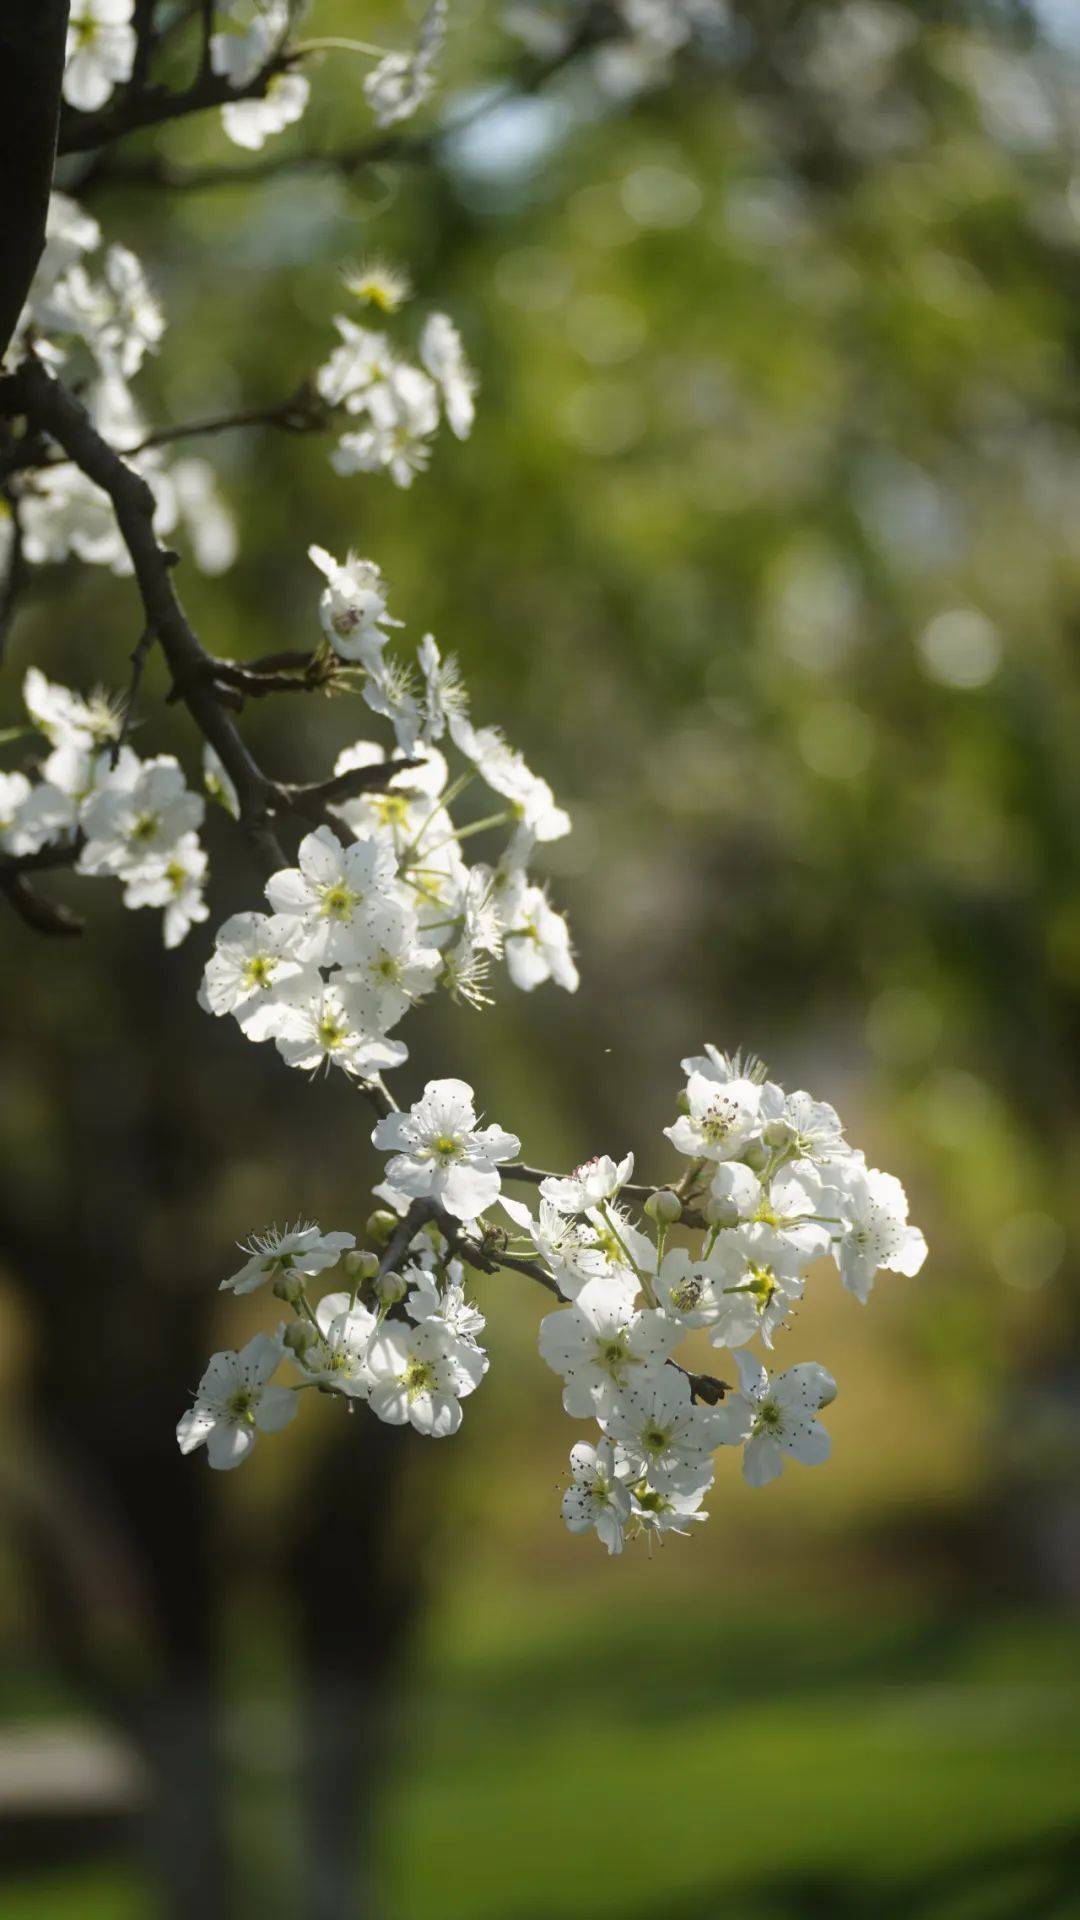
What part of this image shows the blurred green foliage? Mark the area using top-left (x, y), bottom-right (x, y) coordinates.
top-left (3, 1), bottom-right (1080, 1914)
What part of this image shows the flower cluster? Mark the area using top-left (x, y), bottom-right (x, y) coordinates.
top-left (179, 1056), bottom-right (927, 1564)
top-left (178, 1198), bottom-right (490, 1467)
top-left (198, 548), bottom-right (576, 1070)
top-left (1, 668), bottom-right (212, 947)
top-left (8, 194), bottom-right (235, 577)
top-left (315, 292), bottom-right (476, 488)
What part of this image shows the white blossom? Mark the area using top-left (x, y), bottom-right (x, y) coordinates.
top-left (562, 1438), bottom-right (631, 1554)
top-left (714, 1353), bottom-right (836, 1488)
top-left (64, 0), bottom-right (136, 113)
top-left (121, 830), bottom-right (209, 948)
top-left (372, 1078), bottom-right (520, 1221)
top-left (308, 545), bottom-right (401, 664)
top-left (540, 1153), bottom-right (635, 1216)
top-left (504, 885), bottom-right (579, 993)
top-left (222, 1223), bottom-right (356, 1297)
top-left (420, 312), bottom-right (477, 440)
top-left (222, 72), bottom-right (310, 150)
top-left (296, 1292), bottom-right (377, 1396)
top-left (664, 1067), bottom-right (763, 1163)
top-left (365, 1317), bottom-right (486, 1436)
top-left (834, 1163), bottom-right (928, 1302)
top-left (537, 1273), bottom-right (679, 1418)
top-left (264, 825), bottom-right (398, 965)
top-left (176, 1332), bottom-right (297, 1471)
top-left (600, 1374), bottom-right (723, 1492)
top-left (272, 980), bottom-right (408, 1077)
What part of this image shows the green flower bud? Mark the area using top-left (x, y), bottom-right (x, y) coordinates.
top-left (283, 1321), bottom-right (316, 1358)
top-left (344, 1249), bottom-right (379, 1284)
top-left (374, 1268), bottom-right (408, 1306)
top-left (644, 1189), bottom-right (682, 1225)
top-left (272, 1270), bottom-right (304, 1305)
top-left (762, 1119), bottom-right (793, 1150)
top-left (366, 1209), bottom-right (398, 1246)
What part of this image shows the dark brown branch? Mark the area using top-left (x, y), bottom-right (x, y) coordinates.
top-left (0, 872), bottom-right (84, 938)
top-left (124, 383), bottom-right (329, 456)
top-left (58, 48), bottom-right (295, 156)
top-left (3, 357), bottom-right (285, 875)
top-left (0, 3), bottom-right (71, 362)
top-left (0, 499), bottom-right (27, 665)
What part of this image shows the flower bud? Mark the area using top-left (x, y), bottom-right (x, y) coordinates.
top-left (644, 1188), bottom-right (682, 1225)
top-left (366, 1209), bottom-right (398, 1246)
top-left (374, 1268), bottom-right (408, 1307)
top-left (703, 1194), bottom-right (739, 1228)
top-left (762, 1119), bottom-right (794, 1150)
top-left (344, 1249), bottom-right (379, 1284)
top-left (283, 1321), bottom-right (316, 1358)
top-left (272, 1270), bottom-right (304, 1305)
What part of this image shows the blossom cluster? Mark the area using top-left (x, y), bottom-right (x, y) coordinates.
top-left (0, 668), bottom-right (214, 948)
top-left (61, 1), bottom-right (450, 151)
top-left (315, 292), bottom-right (476, 489)
top-left (7, 193), bottom-right (235, 577)
top-left (198, 547), bottom-right (576, 1072)
top-left (178, 1202), bottom-right (491, 1467)
top-left (179, 1054), bottom-right (927, 1562)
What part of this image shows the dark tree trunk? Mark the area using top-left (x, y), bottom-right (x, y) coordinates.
top-left (0, 3), bottom-right (70, 362)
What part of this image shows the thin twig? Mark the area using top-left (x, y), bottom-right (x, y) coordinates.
top-left (112, 622), bottom-right (155, 765)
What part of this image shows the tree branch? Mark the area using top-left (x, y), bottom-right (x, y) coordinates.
top-left (58, 49), bottom-right (295, 157)
top-left (2, 357), bottom-right (285, 874)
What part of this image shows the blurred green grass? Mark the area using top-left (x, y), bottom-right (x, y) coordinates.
top-left (6, 1592), bottom-right (1080, 1919)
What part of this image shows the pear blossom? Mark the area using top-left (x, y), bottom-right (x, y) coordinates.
top-left (405, 1263), bottom-right (487, 1344)
top-left (222, 1223), bottom-right (356, 1297)
top-left (449, 716), bottom-right (571, 843)
top-left (121, 831), bottom-right (209, 948)
top-left (664, 1068), bottom-right (763, 1163)
top-left (264, 826), bottom-right (397, 965)
top-left (600, 1375), bottom-right (724, 1491)
top-left (420, 313), bottom-right (477, 439)
top-left (562, 1438), bottom-right (631, 1554)
top-left (540, 1153), bottom-right (636, 1215)
top-left (78, 754), bottom-right (204, 877)
top-left (315, 319), bottom-right (397, 412)
top-left (653, 1244), bottom-right (729, 1329)
top-left (365, 1317), bottom-right (486, 1436)
top-left (23, 667), bottom-right (122, 752)
top-left (64, 0), bottom-right (136, 113)
top-left (834, 1164), bottom-right (928, 1302)
top-left (0, 774), bottom-right (34, 856)
top-left (296, 1292), bottom-right (377, 1396)
top-left (501, 1193), bottom-right (608, 1298)
top-left (176, 1333), bottom-right (297, 1471)
top-left (363, 1), bottom-right (448, 129)
top-left (342, 259), bottom-right (412, 313)
top-left (629, 1475), bottom-right (712, 1539)
top-left (505, 886), bottom-right (579, 993)
top-left (222, 72), bottom-right (310, 150)
top-left (371, 1078), bottom-right (520, 1221)
top-left (538, 1273), bottom-right (679, 1417)
top-left (199, 912), bottom-right (312, 1039)
top-left (714, 1353), bottom-right (836, 1487)
top-left (272, 980), bottom-right (408, 1077)
top-left (338, 903), bottom-right (442, 1031)
top-left (308, 546), bottom-right (401, 664)
top-left (706, 1224), bottom-right (811, 1350)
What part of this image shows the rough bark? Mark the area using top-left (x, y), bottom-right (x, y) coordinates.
top-left (0, 3), bottom-right (70, 363)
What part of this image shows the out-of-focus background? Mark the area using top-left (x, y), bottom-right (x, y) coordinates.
top-left (3, 2), bottom-right (1080, 1915)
